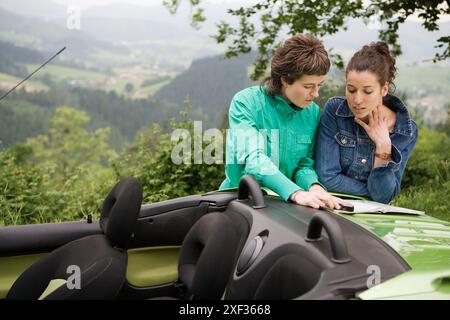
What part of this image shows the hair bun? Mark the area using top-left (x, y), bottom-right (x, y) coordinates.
top-left (346, 41), bottom-right (397, 93)
top-left (372, 42), bottom-right (390, 56)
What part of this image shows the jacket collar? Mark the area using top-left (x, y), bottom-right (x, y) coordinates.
top-left (335, 94), bottom-right (414, 137)
top-left (272, 93), bottom-right (316, 117)
top-left (273, 94), bottom-right (299, 115)
top-left (261, 86), bottom-right (307, 115)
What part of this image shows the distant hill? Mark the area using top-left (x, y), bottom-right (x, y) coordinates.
top-left (0, 41), bottom-right (44, 77)
top-left (0, 86), bottom-right (185, 150)
top-left (2, 1), bottom-right (449, 71)
top-left (153, 50), bottom-right (450, 129)
top-left (154, 53), bottom-right (257, 127)
top-left (0, 8), bottom-right (128, 66)
top-left (322, 19), bottom-right (450, 63)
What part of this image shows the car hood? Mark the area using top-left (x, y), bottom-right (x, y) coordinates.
top-left (255, 188), bottom-right (450, 299)
top-left (342, 213), bottom-right (450, 299)
top-left (342, 213), bottom-right (450, 271)
top-left (260, 187), bottom-right (450, 271)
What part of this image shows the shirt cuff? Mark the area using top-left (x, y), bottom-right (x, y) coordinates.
top-left (261, 171), bottom-right (302, 201)
top-left (294, 169), bottom-right (322, 191)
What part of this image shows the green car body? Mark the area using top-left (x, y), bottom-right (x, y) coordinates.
top-left (262, 187), bottom-right (450, 300)
top-left (348, 213), bottom-right (450, 299)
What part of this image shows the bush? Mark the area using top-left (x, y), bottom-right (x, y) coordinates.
top-left (0, 107), bottom-right (116, 226)
top-left (392, 126), bottom-right (450, 221)
top-left (401, 127), bottom-right (450, 189)
top-left (2, 105), bottom-right (448, 226)
top-left (112, 111), bottom-right (225, 204)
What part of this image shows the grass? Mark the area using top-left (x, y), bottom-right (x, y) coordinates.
top-left (108, 78), bottom-right (170, 99)
top-left (24, 64), bottom-right (105, 80)
top-left (0, 72), bottom-right (48, 92)
top-left (396, 63), bottom-right (450, 99)
top-left (22, 63), bottom-right (172, 98)
top-left (102, 78), bottom-right (141, 96)
top-left (91, 49), bottom-right (136, 65)
top-left (0, 31), bottom-right (40, 46)
top-left (133, 79), bottom-right (171, 99)
top-left (103, 67), bottom-right (173, 98)
top-left (392, 183), bottom-right (450, 222)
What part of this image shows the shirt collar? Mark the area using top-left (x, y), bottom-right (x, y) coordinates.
top-left (272, 93), bottom-right (313, 115)
top-left (335, 94), bottom-right (414, 137)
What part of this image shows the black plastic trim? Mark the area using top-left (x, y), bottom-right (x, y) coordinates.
top-left (237, 175), bottom-right (266, 209)
top-left (305, 212), bottom-right (351, 264)
top-left (0, 221), bottom-right (102, 256)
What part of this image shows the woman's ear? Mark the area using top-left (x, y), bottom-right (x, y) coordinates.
top-left (281, 77), bottom-right (288, 88)
top-left (381, 82), bottom-right (389, 96)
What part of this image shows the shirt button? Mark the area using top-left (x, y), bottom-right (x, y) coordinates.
top-left (361, 158), bottom-right (367, 164)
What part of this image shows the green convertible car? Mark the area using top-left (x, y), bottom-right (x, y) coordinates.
top-left (0, 175), bottom-right (449, 300)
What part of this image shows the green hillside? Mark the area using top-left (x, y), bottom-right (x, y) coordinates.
top-left (0, 85), bottom-right (185, 150)
top-left (396, 63), bottom-right (450, 99)
top-left (24, 64), bottom-right (104, 80)
top-left (0, 41), bottom-right (44, 77)
top-left (154, 53), bottom-right (257, 127)
top-left (0, 72), bottom-right (48, 92)
top-left (0, 98), bottom-right (50, 148)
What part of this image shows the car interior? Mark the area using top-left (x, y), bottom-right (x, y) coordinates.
top-left (0, 175), bottom-right (411, 300)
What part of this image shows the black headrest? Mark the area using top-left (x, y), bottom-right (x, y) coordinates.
top-left (100, 177), bottom-right (143, 249)
top-left (178, 211), bottom-right (249, 299)
top-left (254, 253), bottom-right (321, 299)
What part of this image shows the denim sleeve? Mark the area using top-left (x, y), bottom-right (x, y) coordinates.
top-left (315, 99), bottom-right (370, 197)
top-left (227, 98), bottom-right (301, 201)
top-left (367, 123), bottom-right (418, 203)
top-left (294, 109), bottom-right (324, 190)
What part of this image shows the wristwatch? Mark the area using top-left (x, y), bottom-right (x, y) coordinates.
top-left (375, 152), bottom-right (391, 160)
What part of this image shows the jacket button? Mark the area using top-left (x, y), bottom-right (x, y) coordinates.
top-left (361, 158), bottom-right (367, 164)
top-left (341, 138), bottom-right (347, 144)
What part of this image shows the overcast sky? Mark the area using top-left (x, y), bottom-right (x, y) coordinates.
top-left (52, 0), bottom-right (450, 22)
top-left (53, 0), bottom-right (253, 9)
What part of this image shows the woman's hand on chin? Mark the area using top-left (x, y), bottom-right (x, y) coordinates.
top-left (355, 105), bottom-right (391, 148)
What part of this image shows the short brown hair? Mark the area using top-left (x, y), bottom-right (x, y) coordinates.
top-left (346, 42), bottom-right (397, 92)
top-left (262, 34), bottom-right (331, 97)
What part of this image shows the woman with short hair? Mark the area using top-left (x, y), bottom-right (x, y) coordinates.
top-left (220, 34), bottom-right (345, 209)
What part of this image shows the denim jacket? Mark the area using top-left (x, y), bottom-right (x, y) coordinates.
top-left (315, 95), bottom-right (418, 203)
